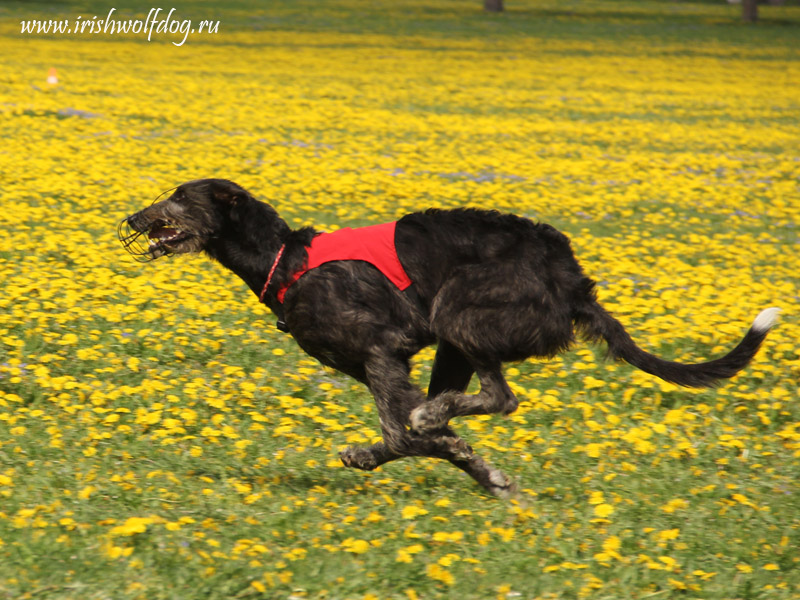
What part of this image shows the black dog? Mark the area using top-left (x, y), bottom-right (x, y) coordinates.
top-left (119, 179), bottom-right (779, 497)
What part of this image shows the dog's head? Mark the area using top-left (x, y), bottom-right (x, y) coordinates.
top-left (118, 179), bottom-right (254, 262)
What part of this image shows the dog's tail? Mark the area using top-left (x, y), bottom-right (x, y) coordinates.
top-left (573, 281), bottom-right (779, 388)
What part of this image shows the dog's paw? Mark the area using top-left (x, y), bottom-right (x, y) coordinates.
top-left (340, 446), bottom-right (379, 471)
top-left (409, 403), bottom-right (449, 433)
top-left (486, 470), bottom-right (519, 500)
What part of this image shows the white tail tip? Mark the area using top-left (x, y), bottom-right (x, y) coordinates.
top-left (752, 307), bottom-right (781, 333)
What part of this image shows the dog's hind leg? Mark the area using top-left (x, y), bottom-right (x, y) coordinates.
top-left (425, 347), bottom-right (517, 496)
top-left (409, 364), bottom-right (519, 434)
top-left (445, 443), bottom-right (518, 499)
top-left (427, 340), bottom-right (474, 399)
top-left (339, 353), bottom-right (516, 497)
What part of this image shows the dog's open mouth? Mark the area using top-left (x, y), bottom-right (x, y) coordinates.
top-left (147, 221), bottom-right (191, 256)
top-left (118, 213), bottom-right (201, 262)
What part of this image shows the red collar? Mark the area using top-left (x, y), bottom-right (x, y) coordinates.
top-left (259, 244), bottom-right (285, 304)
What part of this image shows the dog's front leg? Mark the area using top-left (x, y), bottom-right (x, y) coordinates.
top-left (340, 442), bottom-right (398, 471)
top-left (345, 354), bottom-right (518, 498)
top-left (338, 354), bottom-right (414, 472)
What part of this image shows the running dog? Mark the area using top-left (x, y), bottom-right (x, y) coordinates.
top-left (118, 178), bottom-right (779, 497)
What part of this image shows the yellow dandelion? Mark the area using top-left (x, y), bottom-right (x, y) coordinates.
top-left (401, 505), bottom-right (429, 519)
top-left (593, 503), bottom-right (614, 518)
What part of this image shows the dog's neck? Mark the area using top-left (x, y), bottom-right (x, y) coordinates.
top-left (202, 199), bottom-right (316, 313)
top-left (203, 200), bottom-right (290, 303)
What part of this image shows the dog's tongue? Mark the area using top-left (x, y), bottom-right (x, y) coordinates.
top-left (149, 226), bottom-right (178, 240)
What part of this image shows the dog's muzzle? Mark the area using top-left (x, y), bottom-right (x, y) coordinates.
top-left (117, 216), bottom-right (163, 262)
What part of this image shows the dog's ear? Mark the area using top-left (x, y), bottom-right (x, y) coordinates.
top-left (210, 180), bottom-right (256, 226)
top-left (210, 180), bottom-right (248, 208)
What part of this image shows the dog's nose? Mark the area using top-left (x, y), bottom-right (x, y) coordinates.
top-left (126, 212), bottom-right (146, 232)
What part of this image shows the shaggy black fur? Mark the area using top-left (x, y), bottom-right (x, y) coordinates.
top-left (119, 179), bottom-right (778, 497)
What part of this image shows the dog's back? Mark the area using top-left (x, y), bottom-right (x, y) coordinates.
top-left (396, 208), bottom-right (583, 298)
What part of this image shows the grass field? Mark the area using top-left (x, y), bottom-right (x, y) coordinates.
top-left (1, 0), bottom-right (799, 598)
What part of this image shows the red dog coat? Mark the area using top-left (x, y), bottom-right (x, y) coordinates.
top-left (276, 221), bottom-right (413, 303)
